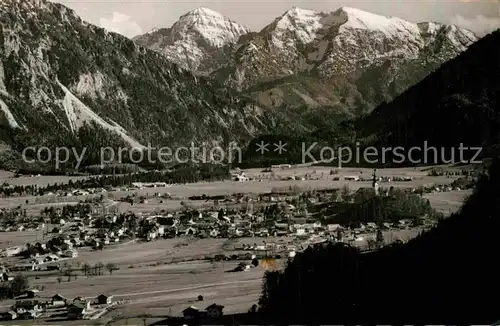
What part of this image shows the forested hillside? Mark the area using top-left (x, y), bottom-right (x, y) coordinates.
top-left (239, 29), bottom-right (500, 167)
top-left (353, 29), bottom-right (500, 159)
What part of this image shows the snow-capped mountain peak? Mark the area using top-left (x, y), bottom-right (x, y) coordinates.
top-left (211, 5), bottom-right (477, 105)
top-left (134, 7), bottom-right (251, 72)
top-left (267, 7), bottom-right (325, 48)
top-left (283, 6), bottom-right (321, 18)
top-left (172, 7), bottom-right (250, 48)
top-left (184, 7), bottom-right (226, 19)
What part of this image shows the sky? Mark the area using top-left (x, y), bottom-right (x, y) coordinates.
top-left (54, 0), bottom-right (500, 39)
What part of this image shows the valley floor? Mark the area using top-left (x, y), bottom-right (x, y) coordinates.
top-left (0, 165), bottom-right (474, 324)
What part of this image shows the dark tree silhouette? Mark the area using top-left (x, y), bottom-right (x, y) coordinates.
top-left (10, 274), bottom-right (29, 297)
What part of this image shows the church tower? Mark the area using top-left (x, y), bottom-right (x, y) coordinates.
top-left (372, 169), bottom-right (379, 196)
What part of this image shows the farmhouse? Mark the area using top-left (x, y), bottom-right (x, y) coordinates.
top-left (62, 249), bottom-right (78, 258)
top-left (233, 174), bottom-right (249, 182)
top-left (97, 294), bottom-right (114, 305)
top-left (51, 294), bottom-right (67, 306)
top-left (67, 302), bottom-right (89, 320)
top-left (25, 289), bottom-right (40, 298)
top-left (271, 164), bottom-right (292, 169)
top-left (0, 271), bottom-right (9, 281)
top-left (183, 306), bottom-right (199, 319)
top-left (14, 300), bottom-right (42, 314)
top-left (0, 310), bottom-right (17, 321)
top-left (205, 304), bottom-right (224, 318)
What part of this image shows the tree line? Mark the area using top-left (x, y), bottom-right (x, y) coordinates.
top-left (0, 164), bottom-right (230, 197)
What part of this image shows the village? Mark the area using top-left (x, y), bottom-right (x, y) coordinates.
top-left (0, 165), bottom-right (474, 324)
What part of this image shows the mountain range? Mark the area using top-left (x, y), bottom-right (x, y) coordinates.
top-left (0, 0), bottom-right (273, 169)
top-left (135, 6), bottom-right (477, 114)
top-left (0, 0), bottom-right (493, 170)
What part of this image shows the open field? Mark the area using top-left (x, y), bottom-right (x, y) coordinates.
top-left (111, 167), bottom-right (459, 199)
top-left (424, 189), bottom-right (472, 215)
top-left (0, 171), bottom-right (88, 187)
top-left (112, 179), bottom-right (434, 198)
top-left (30, 260), bottom-right (267, 316)
top-left (0, 165), bottom-right (466, 216)
top-left (0, 231), bottom-right (40, 249)
top-left (1, 238), bottom-right (285, 324)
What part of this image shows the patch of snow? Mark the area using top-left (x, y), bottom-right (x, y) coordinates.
top-left (173, 7), bottom-right (250, 48)
top-left (338, 7), bottom-right (421, 39)
top-left (145, 27), bottom-right (159, 35)
top-left (419, 22), bottom-right (441, 35)
top-left (272, 7), bottom-right (324, 48)
top-left (0, 98), bottom-right (21, 129)
top-left (57, 80), bottom-right (144, 149)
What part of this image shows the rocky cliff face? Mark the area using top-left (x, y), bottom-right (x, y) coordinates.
top-left (0, 0), bottom-right (267, 163)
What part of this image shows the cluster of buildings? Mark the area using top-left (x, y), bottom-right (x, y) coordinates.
top-left (182, 303), bottom-right (225, 320)
top-left (0, 290), bottom-right (119, 321)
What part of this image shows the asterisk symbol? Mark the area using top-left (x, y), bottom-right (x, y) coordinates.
top-left (256, 141), bottom-right (269, 154)
top-left (273, 141), bottom-right (287, 154)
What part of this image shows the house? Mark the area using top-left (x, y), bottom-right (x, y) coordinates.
top-left (185, 226), bottom-right (196, 236)
top-left (205, 303), bottom-right (224, 318)
top-left (327, 224), bottom-right (341, 232)
top-left (97, 294), bottom-right (113, 305)
top-left (234, 174), bottom-right (249, 182)
top-left (25, 289), bottom-right (40, 298)
top-left (182, 306), bottom-right (199, 319)
top-left (46, 254), bottom-right (60, 262)
top-left (17, 310), bottom-right (41, 320)
top-left (67, 302), bottom-right (88, 320)
top-left (158, 217), bottom-right (175, 226)
top-left (228, 228), bottom-right (243, 237)
top-left (70, 238), bottom-right (82, 247)
top-left (14, 300), bottom-right (41, 313)
top-left (234, 262), bottom-right (250, 272)
top-left (158, 226), bottom-right (165, 236)
top-left (0, 310), bottom-right (17, 321)
top-left (51, 294), bottom-right (67, 306)
top-left (273, 229), bottom-right (289, 237)
top-left (147, 227), bottom-right (159, 241)
top-left (0, 272), bottom-right (8, 281)
top-left (62, 249), bottom-right (78, 258)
